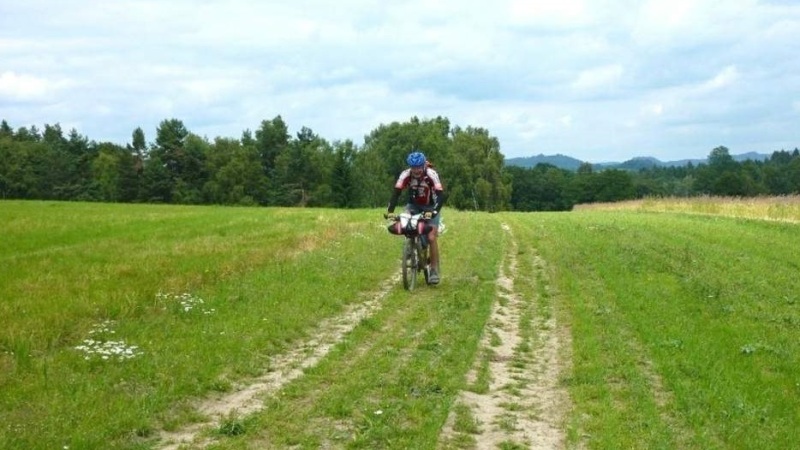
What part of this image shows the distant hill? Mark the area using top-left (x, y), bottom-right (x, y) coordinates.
top-left (504, 154), bottom-right (584, 170)
top-left (505, 152), bottom-right (770, 171)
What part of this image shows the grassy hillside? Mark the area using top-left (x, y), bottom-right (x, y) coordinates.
top-left (1, 200), bottom-right (798, 449)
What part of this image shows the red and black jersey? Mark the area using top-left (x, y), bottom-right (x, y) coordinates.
top-left (387, 167), bottom-right (446, 214)
top-left (394, 167), bottom-right (443, 207)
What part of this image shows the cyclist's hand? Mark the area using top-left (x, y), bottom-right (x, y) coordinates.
top-left (423, 211), bottom-right (434, 220)
top-left (384, 212), bottom-right (396, 220)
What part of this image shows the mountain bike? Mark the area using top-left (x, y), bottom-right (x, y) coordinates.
top-left (385, 212), bottom-right (433, 291)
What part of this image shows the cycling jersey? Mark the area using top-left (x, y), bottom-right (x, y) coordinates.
top-left (394, 167), bottom-right (443, 207)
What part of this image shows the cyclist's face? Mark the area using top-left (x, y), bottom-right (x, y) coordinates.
top-left (410, 166), bottom-right (424, 178)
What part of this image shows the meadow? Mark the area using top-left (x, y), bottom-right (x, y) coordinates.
top-left (1, 198), bottom-right (798, 449)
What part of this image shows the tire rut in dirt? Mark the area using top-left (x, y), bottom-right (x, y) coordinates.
top-left (157, 273), bottom-right (401, 450)
top-left (438, 223), bottom-right (571, 449)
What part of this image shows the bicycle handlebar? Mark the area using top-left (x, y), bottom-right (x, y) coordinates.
top-left (384, 211), bottom-right (437, 221)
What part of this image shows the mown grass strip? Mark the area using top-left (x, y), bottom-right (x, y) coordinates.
top-left (530, 210), bottom-right (800, 450)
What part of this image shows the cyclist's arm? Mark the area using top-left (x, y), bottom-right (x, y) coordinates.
top-left (387, 188), bottom-right (402, 213)
top-left (433, 189), bottom-right (447, 213)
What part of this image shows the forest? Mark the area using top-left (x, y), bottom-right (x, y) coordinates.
top-left (1, 116), bottom-right (799, 211)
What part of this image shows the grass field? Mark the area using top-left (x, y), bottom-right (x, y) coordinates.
top-left (1, 199), bottom-right (799, 449)
top-left (575, 195), bottom-right (800, 223)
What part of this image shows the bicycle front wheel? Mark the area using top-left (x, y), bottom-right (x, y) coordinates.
top-left (402, 237), bottom-right (417, 291)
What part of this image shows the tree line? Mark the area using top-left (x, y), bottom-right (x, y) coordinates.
top-left (1, 117), bottom-right (799, 211)
top-left (508, 145), bottom-right (800, 211)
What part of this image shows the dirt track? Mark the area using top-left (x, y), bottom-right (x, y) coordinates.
top-left (438, 223), bottom-right (571, 449)
top-left (157, 275), bottom-right (400, 449)
top-left (158, 222), bottom-right (571, 449)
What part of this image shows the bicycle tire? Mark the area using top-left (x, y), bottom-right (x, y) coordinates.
top-left (402, 237), bottom-right (417, 291)
top-left (419, 245), bottom-right (430, 284)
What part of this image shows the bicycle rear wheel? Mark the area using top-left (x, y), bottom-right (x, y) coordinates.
top-left (402, 237), bottom-right (417, 290)
top-left (419, 246), bottom-right (430, 284)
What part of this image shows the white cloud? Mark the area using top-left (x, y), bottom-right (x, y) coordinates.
top-left (0, 71), bottom-right (50, 100)
top-left (631, 0), bottom-right (761, 47)
top-left (508, 0), bottom-right (588, 26)
top-left (642, 103), bottom-right (664, 117)
top-left (699, 66), bottom-right (740, 92)
top-left (637, 0), bottom-right (696, 31)
top-left (571, 65), bottom-right (624, 91)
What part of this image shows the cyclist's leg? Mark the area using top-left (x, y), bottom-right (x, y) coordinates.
top-left (427, 211), bottom-right (441, 283)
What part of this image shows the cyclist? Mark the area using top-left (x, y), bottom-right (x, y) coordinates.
top-left (387, 150), bottom-right (446, 284)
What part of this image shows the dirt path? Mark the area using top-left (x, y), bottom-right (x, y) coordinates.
top-left (157, 273), bottom-right (400, 450)
top-left (438, 223), bottom-right (571, 449)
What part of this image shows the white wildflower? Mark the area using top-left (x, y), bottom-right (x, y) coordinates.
top-left (75, 321), bottom-right (142, 361)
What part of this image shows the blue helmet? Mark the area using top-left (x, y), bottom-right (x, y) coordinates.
top-left (406, 151), bottom-right (426, 167)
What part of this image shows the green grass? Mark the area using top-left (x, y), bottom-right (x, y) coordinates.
top-left (1, 200), bottom-right (800, 449)
top-left (518, 210), bottom-right (800, 449)
top-left (1, 201), bottom-right (413, 449)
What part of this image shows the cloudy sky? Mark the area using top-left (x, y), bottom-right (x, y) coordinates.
top-left (1, 0), bottom-right (798, 162)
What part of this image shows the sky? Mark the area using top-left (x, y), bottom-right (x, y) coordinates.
top-left (1, 0), bottom-right (798, 163)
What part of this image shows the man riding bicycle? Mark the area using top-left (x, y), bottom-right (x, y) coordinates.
top-left (387, 150), bottom-right (447, 284)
